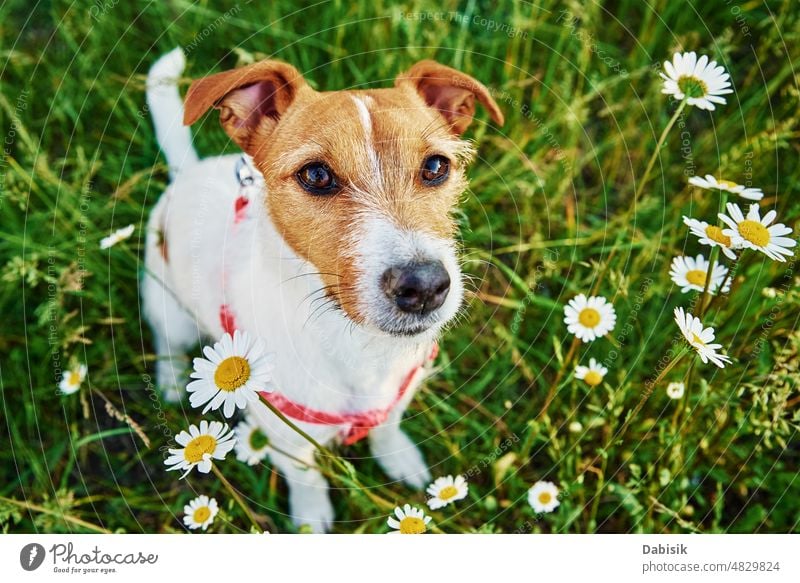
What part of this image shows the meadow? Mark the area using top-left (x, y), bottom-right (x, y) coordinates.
top-left (1, 0), bottom-right (798, 534)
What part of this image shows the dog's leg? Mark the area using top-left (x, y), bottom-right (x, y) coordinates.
top-left (369, 383), bottom-right (432, 489)
top-left (142, 201), bottom-right (198, 402)
top-left (247, 403), bottom-right (335, 532)
top-left (268, 445), bottom-right (334, 533)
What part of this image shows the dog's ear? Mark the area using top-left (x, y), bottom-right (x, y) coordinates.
top-left (183, 60), bottom-right (309, 152)
top-left (395, 60), bottom-right (504, 135)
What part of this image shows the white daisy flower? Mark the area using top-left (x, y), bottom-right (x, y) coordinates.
top-left (669, 254), bottom-right (730, 295)
top-left (59, 364), bottom-right (87, 395)
top-left (574, 357), bottom-right (608, 387)
top-left (568, 421), bottom-right (583, 433)
top-left (689, 174), bottom-right (763, 201)
top-left (187, 330), bottom-right (276, 418)
top-left (666, 381), bottom-right (685, 400)
top-left (563, 294), bottom-right (617, 343)
top-left (426, 475), bottom-right (469, 510)
top-left (100, 224), bottom-right (135, 249)
top-left (527, 481), bottom-right (560, 514)
top-left (719, 202), bottom-right (796, 262)
top-left (233, 415), bottom-right (270, 466)
top-left (660, 51), bottom-right (733, 110)
top-left (386, 504), bottom-right (431, 534)
top-left (183, 495), bottom-right (219, 531)
top-left (164, 420), bottom-right (236, 478)
top-left (673, 307), bottom-right (732, 368)
top-left (683, 216), bottom-right (739, 260)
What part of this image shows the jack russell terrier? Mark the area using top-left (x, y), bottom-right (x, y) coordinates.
top-left (143, 48), bottom-right (503, 532)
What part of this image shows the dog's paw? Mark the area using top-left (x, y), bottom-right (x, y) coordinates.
top-left (371, 429), bottom-right (431, 490)
top-left (289, 487), bottom-right (334, 533)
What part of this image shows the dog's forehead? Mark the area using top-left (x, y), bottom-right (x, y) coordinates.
top-left (273, 88), bottom-right (458, 162)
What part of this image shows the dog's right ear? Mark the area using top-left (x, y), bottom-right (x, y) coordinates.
top-left (183, 60), bottom-right (309, 153)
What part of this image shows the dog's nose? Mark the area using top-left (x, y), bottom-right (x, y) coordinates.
top-left (381, 261), bottom-right (451, 315)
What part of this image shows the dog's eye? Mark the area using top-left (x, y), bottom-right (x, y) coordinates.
top-left (420, 155), bottom-right (450, 186)
top-left (296, 162), bottom-right (339, 195)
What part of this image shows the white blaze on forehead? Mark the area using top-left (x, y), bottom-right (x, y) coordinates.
top-left (352, 95), bottom-right (373, 135)
top-left (351, 95), bottom-right (381, 184)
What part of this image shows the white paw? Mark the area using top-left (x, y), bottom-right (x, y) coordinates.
top-left (289, 486), bottom-right (335, 533)
top-left (371, 430), bottom-right (431, 489)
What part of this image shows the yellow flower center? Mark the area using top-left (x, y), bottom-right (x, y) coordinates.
top-left (677, 75), bottom-right (708, 99)
top-left (184, 435), bottom-right (217, 463)
top-left (538, 492), bottom-right (553, 505)
top-left (691, 333), bottom-right (706, 347)
top-left (578, 307), bottom-right (601, 328)
top-left (192, 506), bottom-right (211, 524)
top-left (737, 219), bottom-right (770, 247)
top-left (399, 516), bottom-right (427, 534)
top-left (583, 371), bottom-right (603, 387)
top-left (68, 371), bottom-right (81, 385)
top-left (438, 485), bottom-right (459, 501)
top-left (704, 225), bottom-right (731, 247)
top-left (717, 179), bottom-right (739, 190)
top-left (214, 356), bottom-right (251, 391)
top-left (685, 269), bottom-right (707, 287)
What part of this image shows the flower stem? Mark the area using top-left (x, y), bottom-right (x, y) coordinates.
top-left (634, 99), bottom-right (688, 207)
top-left (706, 253), bottom-right (739, 314)
top-left (537, 336), bottom-right (580, 419)
top-left (697, 245), bottom-right (719, 317)
top-left (698, 190), bottom-right (729, 317)
top-left (589, 99), bottom-right (688, 297)
top-left (258, 394), bottom-right (394, 510)
top-left (211, 464), bottom-right (262, 532)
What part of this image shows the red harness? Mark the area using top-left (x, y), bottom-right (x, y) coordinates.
top-left (219, 156), bottom-right (438, 445)
top-left (259, 344), bottom-right (438, 445)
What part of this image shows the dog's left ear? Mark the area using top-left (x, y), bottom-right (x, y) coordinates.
top-left (183, 59), bottom-right (310, 153)
top-left (396, 60), bottom-right (504, 135)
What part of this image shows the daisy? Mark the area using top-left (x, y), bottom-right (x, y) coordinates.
top-left (183, 495), bottom-right (219, 531)
top-left (100, 224), bottom-right (135, 249)
top-left (164, 420), bottom-right (236, 478)
top-left (669, 254), bottom-right (730, 295)
top-left (527, 481), bottom-right (560, 514)
top-left (568, 421), bottom-right (583, 433)
top-left (187, 330), bottom-right (276, 418)
top-left (689, 174), bottom-right (763, 201)
top-left (386, 504), bottom-right (431, 534)
top-left (426, 475), bottom-right (469, 510)
top-left (59, 364), bottom-right (87, 395)
top-left (574, 357), bottom-right (608, 387)
top-left (683, 216), bottom-right (739, 260)
top-left (666, 381), bottom-right (685, 399)
top-left (660, 51), bottom-right (733, 110)
top-left (673, 307), bottom-right (731, 368)
top-left (563, 294), bottom-right (617, 343)
top-left (233, 415), bottom-right (270, 466)
top-left (719, 203), bottom-right (796, 262)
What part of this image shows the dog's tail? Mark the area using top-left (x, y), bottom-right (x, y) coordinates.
top-left (146, 47), bottom-right (199, 179)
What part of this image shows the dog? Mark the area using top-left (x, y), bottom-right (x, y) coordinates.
top-left (143, 47), bottom-right (503, 532)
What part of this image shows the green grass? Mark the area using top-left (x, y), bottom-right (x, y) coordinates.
top-left (1, 0), bottom-right (798, 534)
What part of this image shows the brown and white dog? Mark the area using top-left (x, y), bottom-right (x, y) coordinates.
top-left (143, 48), bottom-right (503, 532)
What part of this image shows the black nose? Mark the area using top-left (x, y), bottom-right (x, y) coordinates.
top-left (381, 261), bottom-right (451, 315)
